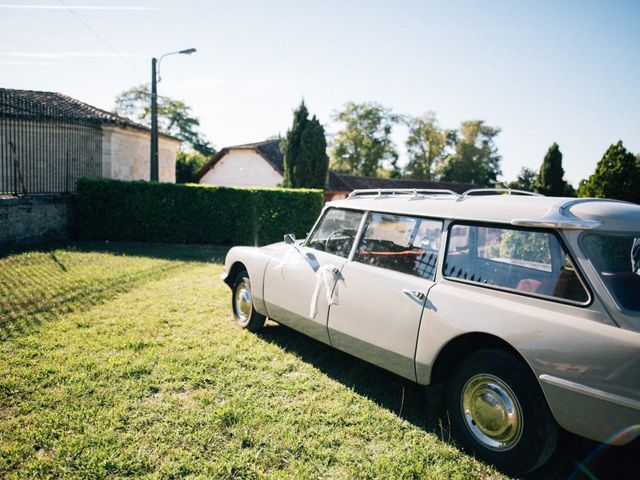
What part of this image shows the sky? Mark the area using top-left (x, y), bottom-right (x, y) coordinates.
top-left (1, 0), bottom-right (639, 185)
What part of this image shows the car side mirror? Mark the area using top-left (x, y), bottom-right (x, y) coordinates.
top-left (284, 233), bottom-right (296, 245)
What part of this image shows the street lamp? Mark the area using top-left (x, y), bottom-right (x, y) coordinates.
top-left (150, 48), bottom-right (196, 181)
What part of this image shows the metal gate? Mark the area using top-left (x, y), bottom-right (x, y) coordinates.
top-left (0, 89), bottom-right (103, 195)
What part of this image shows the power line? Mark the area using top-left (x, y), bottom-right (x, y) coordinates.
top-left (56, 0), bottom-right (145, 77)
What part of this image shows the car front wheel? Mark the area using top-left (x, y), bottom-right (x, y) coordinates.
top-left (446, 349), bottom-right (558, 475)
top-left (231, 270), bottom-right (266, 332)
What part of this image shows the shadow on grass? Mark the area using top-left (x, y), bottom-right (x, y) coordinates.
top-left (256, 322), bottom-right (639, 480)
top-left (0, 241), bottom-right (228, 341)
top-left (0, 241), bottom-right (229, 264)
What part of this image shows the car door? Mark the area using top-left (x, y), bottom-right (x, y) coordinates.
top-left (263, 208), bottom-right (364, 344)
top-left (327, 212), bottom-right (443, 381)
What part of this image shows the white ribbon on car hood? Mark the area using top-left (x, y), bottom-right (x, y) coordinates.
top-left (309, 264), bottom-right (341, 319)
top-left (273, 246), bottom-right (302, 272)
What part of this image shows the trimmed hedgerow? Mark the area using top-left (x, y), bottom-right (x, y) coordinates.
top-left (76, 179), bottom-right (324, 245)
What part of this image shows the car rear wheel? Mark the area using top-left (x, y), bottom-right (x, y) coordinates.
top-left (446, 349), bottom-right (558, 475)
top-left (231, 270), bottom-right (266, 332)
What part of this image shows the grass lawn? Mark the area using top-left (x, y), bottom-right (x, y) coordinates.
top-left (0, 243), bottom-right (635, 479)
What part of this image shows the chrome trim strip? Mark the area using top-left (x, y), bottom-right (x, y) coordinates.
top-left (512, 199), bottom-right (605, 230)
top-left (539, 374), bottom-right (640, 411)
top-left (511, 219), bottom-right (601, 230)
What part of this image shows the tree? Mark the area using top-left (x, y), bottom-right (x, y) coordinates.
top-left (404, 113), bottom-right (450, 180)
top-left (534, 143), bottom-right (573, 196)
top-left (175, 150), bottom-right (208, 183)
top-left (330, 102), bottom-right (399, 177)
top-left (506, 167), bottom-right (538, 191)
top-left (578, 141), bottom-right (640, 203)
top-left (282, 100), bottom-right (329, 189)
top-left (114, 84), bottom-right (214, 156)
top-left (438, 120), bottom-right (502, 187)
top-left (301, 116), bottom-right (330, 188)
top-left (282, 101), bottom-right (308, 188)
top-left (485, 230), bottom-right (551, 264)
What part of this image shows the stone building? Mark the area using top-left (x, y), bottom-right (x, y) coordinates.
top-left (0, 88), bottom-right (181, 195)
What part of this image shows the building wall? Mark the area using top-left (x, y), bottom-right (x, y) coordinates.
top-left (199, 149), bottom-right (283, 188)
top-left (0, 194), bottom-right (73, 247)
top-left (0, 120), bottom-right (179, 195)
top-left (101, 126), bottom-right (179, 183)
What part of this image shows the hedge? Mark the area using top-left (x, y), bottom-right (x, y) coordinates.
top-left (76, 179), bottom-right (324, 245)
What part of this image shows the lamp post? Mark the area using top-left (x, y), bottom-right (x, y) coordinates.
top-left (150, 48), bottom-right (196, 181)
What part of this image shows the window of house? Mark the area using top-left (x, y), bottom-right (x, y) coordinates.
top-left (444, 224), bottom-right (589, 304)
top-left (305, 208), bottom-right (363, 258)
top-left (354, 212), bottom-right (443, 280)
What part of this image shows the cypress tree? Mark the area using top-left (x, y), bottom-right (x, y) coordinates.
top-left (300, 116), bottom-right (329, 188)
top-left (283, 101), bottom-right (329, 188)
top-left (283, 100), bottom-right (309, 188)
top-left (535, 143), bottom-right (567, 196)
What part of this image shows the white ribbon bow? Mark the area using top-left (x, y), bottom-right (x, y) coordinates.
top-left (309, 264), bottom-right (340, 319)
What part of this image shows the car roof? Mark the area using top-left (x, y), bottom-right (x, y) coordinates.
top-left (327, 192), bottom-right (640, 232)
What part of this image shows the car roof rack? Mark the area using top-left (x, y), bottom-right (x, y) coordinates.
top-left (347, 188), bottom-right (460, 199)
top-left (461, 188), bottom-right (543, 197)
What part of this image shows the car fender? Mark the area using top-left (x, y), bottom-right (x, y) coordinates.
top-left (223, 243), bottom-right (290, 316)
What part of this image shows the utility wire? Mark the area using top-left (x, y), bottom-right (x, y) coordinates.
top-left (56, 0), bottom-right (145, 77)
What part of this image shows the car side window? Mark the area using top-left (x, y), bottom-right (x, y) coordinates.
top-left (306, 208), bottom-right (363, 258)
top-left (354, 212), bottom-right (443, 280)
top-left (444, 224), bottom-right (589, 304)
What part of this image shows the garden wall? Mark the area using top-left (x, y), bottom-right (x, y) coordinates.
top-left (76, 179), bottom-right (324, 246)
top-left (0, 194), bottom-right (74, 248)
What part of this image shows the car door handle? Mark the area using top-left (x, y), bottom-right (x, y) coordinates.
top-left (403, 289), bottom-right (426, 303)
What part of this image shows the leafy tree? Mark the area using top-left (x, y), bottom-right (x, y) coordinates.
top-left (114, 84), bottom-right (214, 156)
top-left (485, 230), bottom-right (552, 265)
top-left (175, 150), bottom-right (208, 183)
top-left (534, 143), bottom-right (573, 196)
top-left (330, 102), bottom-right (399, 177)
top-left (404, 113), bottom-right (450, 180)
top-left (578, 141), bottom-right (640, 203)
top-left (438, 120), bottom-right (502, 187)
top-left (388, 158), bottom-right (402, 179)
top-left (506, 167), bottom-right (538, 191)
top-left (282, 100), bottom-right (329, 189)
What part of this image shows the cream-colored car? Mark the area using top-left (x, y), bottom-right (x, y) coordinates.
top-left (222, 188), bottom-right (640, 475)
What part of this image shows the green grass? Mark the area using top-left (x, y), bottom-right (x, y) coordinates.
top-left (0, 242), bottom-right (506, 479)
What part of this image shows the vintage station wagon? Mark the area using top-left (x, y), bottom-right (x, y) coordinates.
top-left (222, 188), bottom-right (640, 475)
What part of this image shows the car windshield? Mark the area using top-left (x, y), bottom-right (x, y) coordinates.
top-left (581, 234), bottom-right (640, 312)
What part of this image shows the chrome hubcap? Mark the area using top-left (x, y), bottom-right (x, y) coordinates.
top-left (234, 280), bottom-right (252, 323)
top-left (461, 374), bottom-right (523, 451)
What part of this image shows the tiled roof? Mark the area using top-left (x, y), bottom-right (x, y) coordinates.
top-left (253, 140), bottom-right (284, 173)
top-left (0, 88), bottom-right (179, 140)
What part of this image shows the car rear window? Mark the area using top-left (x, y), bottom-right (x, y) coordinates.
top-left (581, 234), bottom-right (640, 312)
top-left (444, 224), bottom-right (589, 304)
